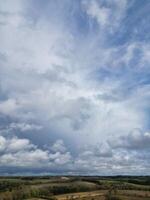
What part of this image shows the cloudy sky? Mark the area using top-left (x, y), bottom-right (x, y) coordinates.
top-left (0, 0), bottom-right (150, 175)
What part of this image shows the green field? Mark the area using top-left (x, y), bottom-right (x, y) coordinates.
top-left (0, 176), bottom-right (150, 200)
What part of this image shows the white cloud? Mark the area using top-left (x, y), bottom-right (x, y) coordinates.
top-left (51, 139), bottom-right (67, 153)
top-left (0, 99), bottom-right (19, 116)
top-left (0, 0), bottom-right (150, 174)
top-left (0, 136), bottom-right (72, 168)
top-left (9, 122), bottom-right (42, 132)
top-left (0, 134), bottom-right (150, 175)
top-left (82, 0), bottom-right (127, 31)
top-left (0, 1), bottom-right (147, 149)
top-left (0, 136), bottom-right (6, 152)
top-left (0, 136), bottom-right (35, 153)
top-left (82, 0), bottom-right (110, 27)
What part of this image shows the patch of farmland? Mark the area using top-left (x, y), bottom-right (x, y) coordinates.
top-left (55, 190), bottom-right (107, 200)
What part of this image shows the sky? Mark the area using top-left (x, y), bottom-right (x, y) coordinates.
top-left (0, 0), bottom-right (150, 175)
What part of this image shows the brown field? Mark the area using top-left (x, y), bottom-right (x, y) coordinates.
top-left (55, 190), bottom-right (107, 200)
top-left (0, 176), bottom-right (150, 200)
top-left (54, 190), bottom-right (150, 200)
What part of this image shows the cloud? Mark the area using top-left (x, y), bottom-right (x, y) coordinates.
top-left (0, 0), bottom-right (150, 175)
top-left (108, 129), bottom-right (150, 150)
top-left (51, 139), bottom-right (67, 153)
top-left (82, 0), bottom-right (127, 31)
top-left (82, 0), bottom-right (110, 27)
top-left (0, 99), bottom-right (19, 116)
top-left (9, 122), bottom-right (42, 132)
top-left (0, 136), bottom-right (72, 168)
top-left (0, 133), bottom-right (150, 175)
top-left (0, 136), bottom-right (35, 153)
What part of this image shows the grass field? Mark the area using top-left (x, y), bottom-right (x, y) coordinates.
top-left (0, 176), bottom-right (150, 200)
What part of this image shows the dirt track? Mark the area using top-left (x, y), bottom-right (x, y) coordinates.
top-left (55, 190), bottom-right (107, 200)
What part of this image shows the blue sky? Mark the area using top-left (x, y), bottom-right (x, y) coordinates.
top-left (0, 0), bottom-right (150, 175)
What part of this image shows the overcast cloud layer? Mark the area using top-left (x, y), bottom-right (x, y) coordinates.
top-left (0, 0), bottom-right (150, 175)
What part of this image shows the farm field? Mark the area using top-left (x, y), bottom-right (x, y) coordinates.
top-left (0, 176), bottom-right (150, 200)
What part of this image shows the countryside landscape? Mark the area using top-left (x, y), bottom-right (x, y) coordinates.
top-left (0, 176), bottom-right (150, 200)
top-left (1, 1), bottom-right (150, 200)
